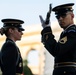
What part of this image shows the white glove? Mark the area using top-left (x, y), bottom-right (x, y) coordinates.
top-left (39, 15), bottom-right (50, 28)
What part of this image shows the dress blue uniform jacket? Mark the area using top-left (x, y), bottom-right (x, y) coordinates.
top-left (1, 38), bottom-right (23, 75)
top-left (41, 25), bottom-right (76, 75)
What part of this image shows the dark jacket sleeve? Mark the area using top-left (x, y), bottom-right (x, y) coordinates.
top-left (41, 26), bottom-right (76, 57)
top-left (1, 42), bottom-right (17, 75)
top-left (41, 27), bottom-right (57, 56)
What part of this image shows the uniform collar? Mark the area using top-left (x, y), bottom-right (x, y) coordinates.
top-left (63, 24), bottom-right (75, 33)
top-left (6, 38), bottom-right (15, 43)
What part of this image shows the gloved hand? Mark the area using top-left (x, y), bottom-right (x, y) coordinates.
top-left (39, 15), bottom-right (50, 28)
top-left (39, 4), bottom-right (52, 28)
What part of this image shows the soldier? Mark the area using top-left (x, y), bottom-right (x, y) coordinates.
top-left (0, 18), bottom-right (25, 75)
top-left (39, 3), bottom-right (76, 75)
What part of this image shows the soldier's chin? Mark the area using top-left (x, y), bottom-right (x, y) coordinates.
top-left (60, 25), bottom-right (67, 29)
top-left (17, 38), bottom-right (21, 41)
top-left (59, 24), bottom-right (65, 29)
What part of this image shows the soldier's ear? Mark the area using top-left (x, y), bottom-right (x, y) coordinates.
top-left (71, 13), bottom-right (74, 18)
top-left (9, 28), bottom-right (13, 33)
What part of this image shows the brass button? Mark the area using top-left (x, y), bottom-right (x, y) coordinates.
top-left (19, 63), bottom-right (22, 67)
top-left (64, 71), bottom-right (66, 73)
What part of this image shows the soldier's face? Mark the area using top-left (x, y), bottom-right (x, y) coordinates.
top-left (9, 28), bottom-right (23, 41)
top-left (56, 12), bottom-right (74, 29)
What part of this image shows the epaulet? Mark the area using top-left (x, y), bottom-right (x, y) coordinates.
top-left (67, 29), bottom-right (76, 33)
top-left (66, 25), bottom-right (76, 33)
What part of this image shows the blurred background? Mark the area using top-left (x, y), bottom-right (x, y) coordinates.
top-left (0, 0), bottom-right (76, 75)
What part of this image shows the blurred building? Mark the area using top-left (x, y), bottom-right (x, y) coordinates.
top-left (0, 19), bottom-right (76, 75)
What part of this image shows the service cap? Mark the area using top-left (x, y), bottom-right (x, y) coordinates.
top-left (52, 3), bottom-right (74, 15)
top-left (1, 18), bottom-right (25, 31)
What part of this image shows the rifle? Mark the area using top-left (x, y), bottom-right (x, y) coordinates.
top-left (45, 4), bottom-right (52, 24)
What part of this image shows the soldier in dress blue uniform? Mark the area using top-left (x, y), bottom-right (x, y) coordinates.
top-left (39, 3), bottom-right (76, 75)
top-left (0, 18), bottom-right (25, 75)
